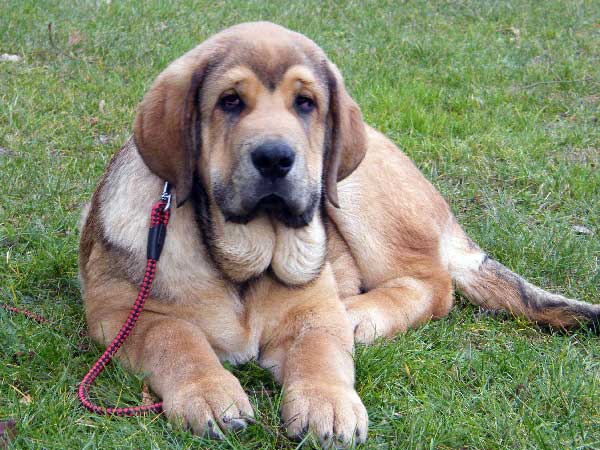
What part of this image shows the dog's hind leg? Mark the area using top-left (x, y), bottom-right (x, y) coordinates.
top-left (343, 271), bottom-right (453, 344)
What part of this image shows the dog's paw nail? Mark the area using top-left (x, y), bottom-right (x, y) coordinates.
top-left (206, 420), bottom-right (224, 440)
top-left (207, 429), bottom-right (223, 440)
top-left (229, 418), bottom-right (247, 431)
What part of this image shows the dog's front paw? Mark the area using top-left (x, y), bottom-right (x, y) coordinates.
top-left (281, 382), bottom-right (368, 447)
top-left (162, 370), bottom-right (253, 438)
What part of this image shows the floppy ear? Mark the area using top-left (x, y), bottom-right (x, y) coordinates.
top-left (325, 63), bottom-right (367, 208)
top-left (134, 59), bottom-right (210, 206)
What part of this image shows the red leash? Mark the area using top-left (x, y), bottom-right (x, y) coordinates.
top-left (78, 182), bottom-right (172, 415)
top-left (2, 182), bottom-right (172, 417)
top-left (1, 304), bottom-right (49, 324)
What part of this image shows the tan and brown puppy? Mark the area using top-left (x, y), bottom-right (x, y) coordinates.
top-left (79, 22), bottom-right (599, 446)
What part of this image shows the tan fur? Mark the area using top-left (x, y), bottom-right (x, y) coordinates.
top-left (79, 21), bottom-right (598, 447)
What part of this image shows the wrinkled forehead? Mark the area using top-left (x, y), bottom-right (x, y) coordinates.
top-left (206, 32), bottom-right (330, 92)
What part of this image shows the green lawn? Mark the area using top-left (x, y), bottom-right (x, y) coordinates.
top-left (1, 1), bottom-right (599, 448)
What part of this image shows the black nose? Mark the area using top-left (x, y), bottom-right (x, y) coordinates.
top-left (251, 142), bottom-right (296, 179)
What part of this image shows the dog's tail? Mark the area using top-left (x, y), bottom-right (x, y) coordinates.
top-left (444, 219), bottom-right (599, 331)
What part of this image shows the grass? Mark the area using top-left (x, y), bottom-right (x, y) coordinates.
top-left (1, 0), bottom-right (599, 448)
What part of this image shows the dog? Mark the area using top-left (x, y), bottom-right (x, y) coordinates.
top-left (78, 21), bottom-right (599, 446)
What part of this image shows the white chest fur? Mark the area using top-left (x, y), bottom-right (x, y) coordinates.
top-left (98, 139), bottom-right (221, 296)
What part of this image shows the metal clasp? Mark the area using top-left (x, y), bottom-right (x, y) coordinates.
top-left (161, 181), bottom-right (172, 211)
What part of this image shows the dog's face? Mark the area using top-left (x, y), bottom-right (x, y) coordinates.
top-left (134, 22), bottom-right (366, 225)
top-left (201, 49), bottom-right (328, 228)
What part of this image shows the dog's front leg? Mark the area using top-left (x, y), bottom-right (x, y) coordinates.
top-left (256, 265), bottom-right (368, 446)
top-left (84, 279), bottom-right (253, 438)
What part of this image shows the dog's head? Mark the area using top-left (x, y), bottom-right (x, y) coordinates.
top-left (134, 22), bottom-right (366, 228)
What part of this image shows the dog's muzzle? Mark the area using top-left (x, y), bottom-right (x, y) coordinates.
top-left (214, 139), bottom-right (320, 228)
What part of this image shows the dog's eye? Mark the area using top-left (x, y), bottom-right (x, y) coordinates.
top-left (295, 95), bottom-right (315, 114)
top-left (219, 93), bottom-right (244, 113)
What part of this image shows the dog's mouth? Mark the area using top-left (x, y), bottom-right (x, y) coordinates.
top-left (255, 193), bottom-right (290, 212)
top-left (212, 173), bottom-right (321, 229)
top-left (221, 190), bottom-right (319, 229)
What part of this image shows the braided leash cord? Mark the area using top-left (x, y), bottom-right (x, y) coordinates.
top-left (1, 303), bottom-right (49, 324)
top-left (77, 197), bottom-right (170, 415)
